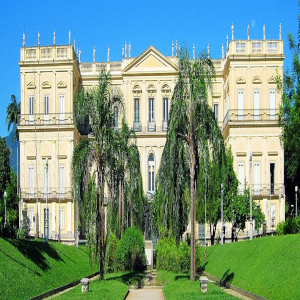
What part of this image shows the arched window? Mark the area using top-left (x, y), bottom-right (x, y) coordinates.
top-left (148, 153), bottom-right (155, 193)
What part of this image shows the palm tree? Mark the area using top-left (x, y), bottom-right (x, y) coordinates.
top-left (72, 70), bottom-right (123, 280)
top-left (155, 47), bottom-right (225, 280)
top-left (6, 94), bottom-right (20, 197)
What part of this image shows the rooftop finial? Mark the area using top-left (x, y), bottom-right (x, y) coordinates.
top-left (79, 48), bottom-right (81, 63)
top-left (107, 46), bottom-right (110, 62)
top-left (69, 30), bottom-right (71, 44)
top-left (129, 42), bottom-right (131, 58)
top-left (279, 23), bottom-right (281, 39)
top-left (231, 23), bottom-right (234, 40)
top-left (175, 40), bottom-right (178, 56)
top-left (53, 31), bottom-right (55, 45)
top-left (193, 44), bottom-right (195, 60)
top-left (247, 24), bottom-right (249, 40)
top-left (93, 46), bottom-right (95, 62)
top-left (23, 32), bottom-right (25, 47)
top-left (207, 44), bottom-right (210, 59)
top-left (222, 44), bottom-right (224, 59)
top-left (125, 41), bottom-right (127, 58)
top-left (263, 24), bottom-right (265, 40)
top-left (172, 41), bottom-right (174, 57)
top-left (38, 32), bottom-right (40, 46)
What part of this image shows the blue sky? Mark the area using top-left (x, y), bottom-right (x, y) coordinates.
top-left (0, 0), bottom-right (298, 138)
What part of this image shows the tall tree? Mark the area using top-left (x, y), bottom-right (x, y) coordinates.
top-left (72, 70), bottom-right (123, 280)
top-left (277, 7), bottom-right (300, 212)
top-left (6, 94), bottom-right (20, 196)
top-left (154, 47), bottom-right (224, 280)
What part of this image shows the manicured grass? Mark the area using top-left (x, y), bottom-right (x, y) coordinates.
top-left (55, 279), bottom-right (128, 300)
top-left (153, 270), bottom-right (237, 299)
top-left (0, 238), bottom-right (98, 300)
top-left (201, 234), bottom-right (300, 300)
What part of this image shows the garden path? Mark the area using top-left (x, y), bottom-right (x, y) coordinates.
top-left (126, 288), bottom-right (164, 300)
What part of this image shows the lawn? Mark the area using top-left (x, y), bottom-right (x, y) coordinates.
top-left (0, 238), bottom-right (98, 300)
top-left (55, 279), bottom-right (128, 300)
top-left (201, 234), bottom-right (300, 300)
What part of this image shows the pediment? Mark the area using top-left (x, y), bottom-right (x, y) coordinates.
top-left (57, 81), bottom-right (67, 88)
top-left (268, 76), bottom-right (276, 84)
top-left (123, 46), bottom-right (178, 74)
top-left (27, 82), bottom-right (36, 89)
top-left (236, 76), bottom-right (246, 84)
top-left (41, 81), bottom-right (51, 89)
top-left (252, 76), bottom-right (262, 84)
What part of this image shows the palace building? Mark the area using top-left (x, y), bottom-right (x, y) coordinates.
top-left (18, 25), bottom-right (285, 242)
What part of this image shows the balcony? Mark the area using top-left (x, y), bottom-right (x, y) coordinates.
top-left (238, 184), bottom-right (284, 197)
top-left (222, 109), bottom-right (278, 130)
top-left (20, 187), bottom-right (72, 200)
top-left (133, 121), bottom-right (142, 132)
top-left (18, 112), bottom-right (74, 126)
top-left (148, 121), bottom-right (156, 132)
top-left (162, 120), bottom-right (168, 131)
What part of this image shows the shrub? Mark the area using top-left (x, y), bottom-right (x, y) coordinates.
top-left (115, 227), bottom-right (146, 271)
top-left (156, 236), bottom-right (202, 273)
top-left (105, 233), bottom-right (120, 273)
top-left (276, 216), bottom-right (300, 235)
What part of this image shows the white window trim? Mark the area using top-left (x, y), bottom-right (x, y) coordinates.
top-left (60, 208), bottom-right (65, 230)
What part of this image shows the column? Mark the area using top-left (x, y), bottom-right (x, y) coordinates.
top-left (157, 81), bottom-right (160, 131)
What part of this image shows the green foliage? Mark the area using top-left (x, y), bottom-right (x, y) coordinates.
top-left (0, 238), bottom-right (98, 299)
top-left (105, 232), bottom-right (120, 273)
top-left (277, 5), bottom-right (300, 211)
top-left (156, 236), bottom-right (201, 273)
top-left (115, 227), bottom-right (146, 271)
top-left (276, 216), bottom-right (300, 235)
top-left (6, 94), bottom-right (20, 142)
top-left (200, 234), bottom-right (300, 300)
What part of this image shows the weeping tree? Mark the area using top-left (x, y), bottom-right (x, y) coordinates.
top-left (154, 47), bottom-right (227, 280)
top-left (72, 69), bottom-right (123, 280)
top-left (107, 119), bottom-right (145, 237)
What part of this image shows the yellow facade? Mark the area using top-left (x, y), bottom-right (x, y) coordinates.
top-left (18, 32), bottom-right (285, 242)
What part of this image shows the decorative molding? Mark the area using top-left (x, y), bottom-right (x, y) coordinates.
top-left (42, 156), bottom-right (51, 160)
top-left (253, 151), bottom-right (262, 156)
top-left (41, 81), bottom-right (51, 89)
top-left (268, 76), bottom-right (276, 84)
top-left (252, 76), bottom-right (262, 84)
top-left (27, 82), bottom-right (36, 89)
top-left (236, 76), bottom-right (246, 84)
top-left (27, 156), bottom-right (36, 160)
top-left (57, 80), bottom-right (67, 88)
top-left (236, 152), bottom-right (247, 156)
top-left (268, 151), bottom-right (278, 156)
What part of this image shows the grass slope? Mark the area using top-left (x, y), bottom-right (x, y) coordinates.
top-left (201, 234), bottom-right (300, 300)
top-left (0, 238), bottom-right (98, 300)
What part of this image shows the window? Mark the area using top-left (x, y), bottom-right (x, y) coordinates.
top-left (29, 208), bottom-right (34, 230)
top-left (270, 163), bottom-right (275, 195)
top-left (268, 42), bottom-right (277, 53)
top-left (59, 95), bottom-right (65, 121)
top-left (44, 95), bottom-right (49, 123)
top-left (254, 90), bottom-right (260, 120)
top-left (44, 165), bottom-right (49, 196)
top-left (238, 163), bottom-right (244, 194)
top-left (236, 43), bottom-right (246, 54)
top-left (149, 98), bottom-right (154, 122)
top-left (252, 42), bottom-right (262, 54)
top-left (29, 95), bottom-right (34, 122)
top-left (29, 166), bottom-right (34, 197)
top-left (254, 162), bottom-right (260, 195)
top-left (238, 90), bottom-right (244, 120)
top-left (148, 154), bottom-right (155, 193)
top-left (114, 106), bottom-right (118, 129)
top-left (60, 208), bottom-right (64, 230)
top-left (134, 98), bottom-right (140, 123)
top-left (270, 205), bottom-right (276, 227)
top-left (163, 98), bottom-right (169, 121)
top-left (213, 104), bottom-right (219, 122)
top-left (59, 166), bottom-right (65, 195)
top-left (269, 89), bottom-right (276, 120)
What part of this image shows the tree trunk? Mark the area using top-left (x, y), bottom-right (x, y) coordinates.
top-left (188, 134), bottom-right (197, 281)
top-left (118, 180), bottom-right (121, 237)
top-left (121, 174), bottom-right (124, 236)
top-left (98, 164), bottom-right (105, 281)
